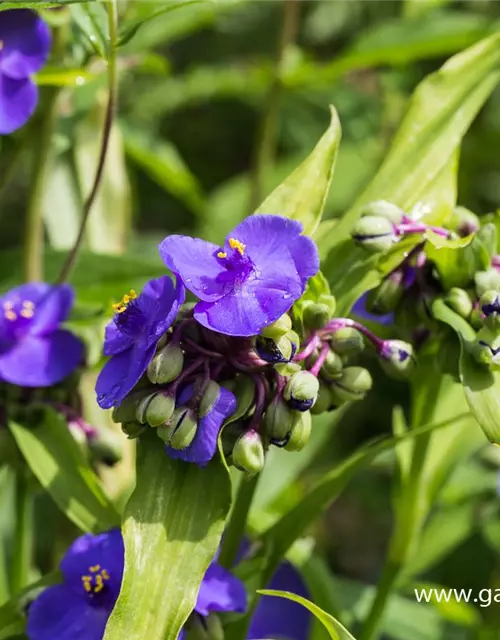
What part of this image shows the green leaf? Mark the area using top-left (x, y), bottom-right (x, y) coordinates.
top-left (255, 106), bottom-right (341, 236)
top-left (431, 299), bottom-right (476, 341)
top-left (10, 409), bottom-right (119, 533)
top-left (258, 590), bottom-right (356, 640)
top-left (70, 3), bottom-right (108, 57)
top-left (103, 435), bottom-right (231, 640)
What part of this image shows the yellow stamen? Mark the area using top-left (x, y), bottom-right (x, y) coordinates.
top-left (89, 564), bottom-right (101, 573)
top-left (81, 565), bottom-right (111, 594)
top-left (217, 251), bottom-right (227, 259)
top-left (4, 310), bottom-right (16, 321)
top-left (22, 300), bottom-right (35, 309)
top-left (20, 309), bottom-right (34, 319)
top-left (112, 289), bottom-right (137, 314)
top-left (228, 238), bottom-right (246, 255)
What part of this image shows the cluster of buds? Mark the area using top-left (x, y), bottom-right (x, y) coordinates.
top-left (111, 292), bottom-right (414, 476)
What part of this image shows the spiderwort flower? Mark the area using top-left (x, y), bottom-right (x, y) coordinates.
top-left (95, 277), bottom-right (185, 410)
top-left (0, 283), bottom-right (83, 387)
top-left (164, 382), bottom-right (237, 466)
top-left (0, 10), bottom-right (51, 135)
top-left (159, 215), bottom-right (319, 337)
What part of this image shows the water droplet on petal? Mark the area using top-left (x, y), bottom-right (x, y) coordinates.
top-left (283, 293), bottom-right (292, 300)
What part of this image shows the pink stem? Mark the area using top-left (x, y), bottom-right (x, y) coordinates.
top-left (309, 343), bottom-right (330, 377)
top-left (294, 334), bottom-right (320, 362)
top-left (321, 318), bottom-right (384, 349)
top-left (396, 223), bottom-right (450, 239)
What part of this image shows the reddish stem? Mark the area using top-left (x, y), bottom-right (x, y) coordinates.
top-left (294, 334), bottom-right (320, 362)
top-left (309, 342), bottom-right (330, 377)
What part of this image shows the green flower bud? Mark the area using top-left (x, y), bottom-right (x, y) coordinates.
top-left (260, 314), bottom-right (292, 339)
top-left (330, 326), bottom-right (365, 356)
top-left (480, 290), bottom-right (500, 331)
top-left (121, 421), bottom-right (148, 439)
top-left (263, 399), bottom-right (299, 444)
top-left (112, 390), bottom-right (152, 424)
top-left (284, 411), bottom-right (312, 452)
top-left (284, 371), bottom-right (319, 412)
top-left (359, 200), bottom-right (404, 224)
top-left (143, 391), bottom-right (176, 427)
top-left (88, 429), bottom-right (123, 467)
top-left (366, 272), bottom-right (404, 315)
top-left (444, 288), bottom-right (474, 319)
top-left (475, 269), bottom-right (500, 297)
top-left (320, 350), bottom-right (344, 380)
top-left (255, 335), bottom-right (293, 363)
top-left (287, 330), bottom-right (301, 355)
top-left (473, 327), bottom-right (500, 368)
top-left (198, 380), bottom-right (221, 418)
top-left (331, 366), bottom-right (373, 403)
top-left (379, 340), bottom-right (415, 377)
top-left (190, 613), bottom-right (224, 640)
top-left (311, 382), bottom-right (334, 414)
top-left (274, 362), bottom-right (301, 377)
top-left (303, 303), bottom-right (332, 330)
top-left (352, 215), bottom-right (396, 254)
top-left (232, 429), bottom-right (265, 475)
top-left (169, 408), bottom-right (198, 450)
top-left (318, 293), bottom-right (336, 317)
top-left (156, 423), bottom-right (175, 444)
top-left (147, 343), bottom-right (184, 385)
top-left (449, 206), bottom-right (479, 237)
top-left (469, 306), bottom-right (483, 330)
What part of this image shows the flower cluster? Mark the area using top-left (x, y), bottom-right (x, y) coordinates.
top-left (97, 215), bottom-right (413, 473)
top-left (0, 10), bottom-right (51, 135)
top-left (26, 529), bottom-right (311, 640)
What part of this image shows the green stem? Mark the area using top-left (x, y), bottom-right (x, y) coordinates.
top-left (10, 473), bottom-right (33, 594)
top-left (57, 0), bottom-right (119, 284)
top-left (219, 474), bottom-right (260, 570)
top-left (249, 0), bottom-right (300, 211)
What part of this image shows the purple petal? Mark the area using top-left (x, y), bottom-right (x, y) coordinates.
top-left (0, 330), bottom-right (83, 387)
top-left (248, 562), bottom-right (311, 640)
top-left (0, 10), bottom-right (51, 79)
top-left (60, 530), bottom-right (124, 603)
top-left (139, 276), bottom-right (185, 343)
top-left (96, 342), bottom-right (156, 409)
top-left (351, 292), bottom-right (394, 326)
top-left (103, 321), bottom-right (134, 356)
top-left (289, 233), bottom-right (321, 286)
top-left (165, 386), bottom-right (236, 466)
top-left (0, 74), bottom-right (38, 135)
top-left (29, 284), bottom-right (74, 336)
top-left (195, 563), bottom-right (247, 616)
top-left (159, 235), bottom-right (227, 302)
top-left (27, 584), bottom-right (109, 640)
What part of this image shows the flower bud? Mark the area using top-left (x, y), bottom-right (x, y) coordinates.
top-left (121, 421), bottom-right (148, 439)
top-left (284, 371), bottom-right (319, 411)
top-left (480, 290), bottom-right (500, 331)
top-left (255, 336), bottom-right (293, 363)
top-left (88, 429), bottom-right (123, 467)
top-left (475, 269), bottom-right (500, 297)
top-left (379, 340), bottom-right (414, 376)
top-left (198, 380), bottom-right (221, 418)
top-left (318, 293), bottom-right (336, 317)
top-left (284, 410), bottom-right (312, 452)
top-left (232, 429), bottom-right (265, 475)
top-left (330, 326), bottom-right (364, 356)
top-left (445, 288), bottom-right (473, 319)
top-left (330, 367), bottom-right (373, 403)
top-left (473, 327), bottom-right (500, 368)
top-left (168, 407), bottom-right (198, 450)
top-left (260, 314), bottom-right (292, 339)
top-left (147, 343), bottom-right (184, 385)
top-left (359, 200), bottom-right (404, 224)
top-left (190, 613), bottom-right (225, 640)
top-left (303, 303), bottom-right (332, 330)
top-left (469, 306), bottom-right (483, 330)
top-left (112, 390), bottom-right (152, 424)
top-left (143, 391), bottom-right (176, 427)
top-left (449, 206), bottom-right (479, 237)
top-left (366, 272), bottom-right (405, 315)
top-left (311, 382), bottom-right (334, 414)
top-left (352, 215), bottom-right (396, 253)
top-left (263, 399), bottom-right (299, 444)
top-left (321, 350), bottom-right (344, 379)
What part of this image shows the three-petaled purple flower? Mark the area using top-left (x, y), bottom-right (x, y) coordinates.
top-left (0, 10), bottom-right (51, 135)
top-left (165, 382), bottom-right (237, 466)
top-left (27, 529), bottom-right (310, 640)
top-left (0, 283), bottom-right (83, 387)
top-left (159, 215), bottom-right (319, 337)
top-left (96, 277), bottom-right (185, 409)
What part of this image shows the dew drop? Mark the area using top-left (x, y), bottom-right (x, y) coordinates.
top-left (283, 293), bottom-right (292, 300)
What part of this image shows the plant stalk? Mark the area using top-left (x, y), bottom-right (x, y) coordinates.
top-left (10, 473), bottom-right (34, 594)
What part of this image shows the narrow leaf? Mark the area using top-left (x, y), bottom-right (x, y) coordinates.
top-left (103, 434), bottom-right (231, 640)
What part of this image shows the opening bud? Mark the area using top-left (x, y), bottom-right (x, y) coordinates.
top-left (168, 407), bottom-right (198, 450)
top-left (255, 335), bottom-right (293, 363)
top-left (303, 302), bottom-right (332, 330)
top-left (366, 271), bottom-right (405, 315)
top-left (359, 200), bottom-right (404, 224)
top-left (480, 290), bottom-right (500, 331)
top-left (232, 429), bottom-right (265, 475)
top-left (379, 340), bottom-right (414, 376)
top-left (88, 429), bottom-right (123, 467)
top-left (330, 326), bottom-right (364, 356)
top-left (473, 327), bottom-right (500, 368)
top-left (147, 343), bottom-right (184, 385)
top-left (475, 269), bottom-right (500, 297)
top-left (445, 288), bottom-right (473, 319)
top-left (352, 215), bottom-right (396, 254)
top-left (143, 391), bottom-right (176, 427)
top-left (260, 314), bottom-right (292, 339)
top-left (330, 366), bottom-right (372, 403)
top-left (284, 371), bottom-right (319, 412)
top-left (263, 399), bottom-right (299, 444)
top-left (284, 411), bottom-right (312, 452)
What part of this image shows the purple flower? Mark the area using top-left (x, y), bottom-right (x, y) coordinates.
top-left (95, 277), bottom-right (185, 410)
top-left (0, 283), bottom-right (83, 387)
top-left (352, 292), bottom-right (395, 326)
top-left (27, 529), bottom-right (124, 640)
top-left (165, 382), bottom-right (237, 466)
top-left (159, 215), bottom-right (319, 337)
top-left (0, 10), bottom-right (51, 135)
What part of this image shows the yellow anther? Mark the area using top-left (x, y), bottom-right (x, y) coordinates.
top-left (20, 309), bottom-right (34, 319)
top-left (217, 251), bottom-right (227, 259)
top-left (228, 238), bottom-right (246, 255)
top-left (112, 289), bottom-right (137, 314)
top-left (22, 300), bottom-right (35, 309)
top-left (101, 569), bottom-right (110, 580)
top-left (89, 564), bottom-right (101, 573)
top-left (4, 310), bottom-right (17, 321)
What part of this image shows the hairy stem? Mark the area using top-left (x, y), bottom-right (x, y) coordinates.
top-left (57, 0), bottom-right (119, 283)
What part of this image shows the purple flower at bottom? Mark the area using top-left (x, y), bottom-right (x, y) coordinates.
top-left (95, 277), bottom-right (185, 410)
top-left (0, 283), bottom-right (83, 387)
top-left (0, 10), bottom-right (51, 135)
top-left (165, 383), bottom-right (237, 466)
top-left (159, 215), bottom-right (319, 337)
